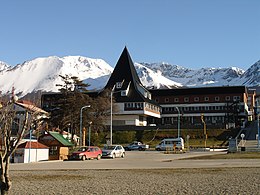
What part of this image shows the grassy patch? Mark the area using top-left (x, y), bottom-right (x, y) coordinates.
top-left (182, 152), bottom-right (260, 160)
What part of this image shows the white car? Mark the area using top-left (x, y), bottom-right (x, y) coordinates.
top-left (102, 145), bottom-right (125, 159)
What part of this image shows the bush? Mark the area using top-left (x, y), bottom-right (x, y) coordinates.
top-left (113, 131), bottom-right (136, 144)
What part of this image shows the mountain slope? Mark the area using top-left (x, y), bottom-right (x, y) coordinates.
top-left (0, 56), bottom-right (260, 97)
top-left (141, 62), bottom-right (245, 87)
top-left (0, 56), bottom-right (113, 96)
top-left (240, 60), bottom-right (260, 86)
top-left (0, 61), bottom-right (10, 72)
top-left (134, 63), bottom-right (182, 89)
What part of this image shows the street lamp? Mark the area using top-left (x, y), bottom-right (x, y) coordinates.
top-left (110, 86), bottom-right (123, 145)
top-left (175, 107), bottom-right (180, 138)
top-left (88, 121), bottom-right (92, 147)
top-left (80, 105), bottom-right (91, 147)
top-left (110, 89), bottom-right (113, 145)
top-left (257, 113), bottom-right (260, 148)
top-left (201, 114), bottom-right (207, 149)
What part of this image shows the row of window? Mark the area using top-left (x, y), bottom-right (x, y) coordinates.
top-left (157, 96), bottom-right (241, 103)
top-left (163, 116), bottom-right (225, 123)
top-left (124, 102), bottom-right (160, 112)
top-left (162, 105), bottom-right (242, 112)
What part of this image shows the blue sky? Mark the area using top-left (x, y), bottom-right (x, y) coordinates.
top-left (0, 0), bottom-right (259, 70)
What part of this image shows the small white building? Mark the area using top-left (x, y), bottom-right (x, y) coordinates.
top-left (14, 141), bottom-right (49, 163)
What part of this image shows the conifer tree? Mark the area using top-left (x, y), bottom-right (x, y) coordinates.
top-left (50, 75), bottom-right (112, 145)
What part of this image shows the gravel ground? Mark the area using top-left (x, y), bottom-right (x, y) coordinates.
top-left (9, 167), bottom-right (260, 195)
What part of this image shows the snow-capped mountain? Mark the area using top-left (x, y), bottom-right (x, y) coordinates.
top-left (0, 56), bottom-right (260, 97)
top-left (0, 61), bottom-right (10, 72)
top-left (240, 60), bottom-right (260, 86)
top-left (0, 56), bottom-right (183, 97)
top-left (0, 56), bottom-right (113, 96)
top-left (141, 62), bottom-right (245, 87)
top-left (135, 63), bottom-right (182, 89)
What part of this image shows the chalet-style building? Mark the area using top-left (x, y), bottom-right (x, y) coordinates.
top-left (38, 131), bottom-right (74, 160)
top-left (41, 47), bottom-right (253, 131)
top-left (103, 47), bottom-right (161, 128)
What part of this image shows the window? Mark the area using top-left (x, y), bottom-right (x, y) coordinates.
top-left (121, 90), bottom-right (127, 96)
top-left (144, 92), bottom-right (147, 98)
top-left (204, 97), bottom-right (209, 101)
top-left (194, 97), bottom-right (199, 102)
top-left (174, 98), bottom-right (179, 102)
top-left (49, 146), bottom-right (58, 155)
top-left (148, 93), bottom-right (152, 100)
top-left (165, 98), bottom-right (169, 103)
top-left (184, 97), bottom-right (189, 102)
top-left (155, 98), bottom-right (159, 103)
top-left (233, 96), bottom-right (240, 101)
top-left (215, 96), bottom-right (220, 101)
top-left (225, 96), bottom-right (230, 101)
top-left (116, 82), bottom-right (122, 89)
top-left (194, 107), bottom-right (200, 111)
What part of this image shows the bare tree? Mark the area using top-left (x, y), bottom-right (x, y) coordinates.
top-left (0, 99), bottom-right (35, 195)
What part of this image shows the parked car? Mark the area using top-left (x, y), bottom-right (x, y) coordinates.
top-left (124, 141), bottom-right (149, 151)
top-left (155, 138), bottom-right (184, 151)
top-left (70, 146), bottom-right (102, 161)
top-left (102, 145), bottom-right (125, 159)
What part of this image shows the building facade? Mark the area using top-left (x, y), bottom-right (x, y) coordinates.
top-left (41, 48), bottom-right (253, 131)
top-left (149, 86), bottom-right (249, 129)
top-left (102, 47), bottom-right (161, 128)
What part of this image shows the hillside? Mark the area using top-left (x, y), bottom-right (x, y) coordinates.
top-left (0, 56), bottom-right (259, 97)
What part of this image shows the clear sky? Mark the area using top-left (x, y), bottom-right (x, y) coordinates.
top-left (0, 0), bottom-right (259, 70)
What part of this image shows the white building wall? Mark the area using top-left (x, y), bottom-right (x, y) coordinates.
top-left (15, 148), bottom-right (49, 163)
top-left (113, 115), bottom-right (139, 125)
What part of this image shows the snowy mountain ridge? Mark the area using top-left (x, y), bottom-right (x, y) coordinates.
top-left (0, 56), bottom-right (259, 97)
top-left (0, 56), bottom-right (113, 96)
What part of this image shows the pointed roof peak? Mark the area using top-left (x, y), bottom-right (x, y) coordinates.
top-left (105, 47), bottom-right (142, 89)
top-left (103, 47), bottom-right (158, 105)
top-left (123, 46), bottom-right (129, 52)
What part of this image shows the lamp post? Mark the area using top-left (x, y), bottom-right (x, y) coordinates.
top-left (110, 86), bottom-right (123, 145)
top-left (88, 121), bottom-right (92, 147)
top-left (201, 114), bottom-right (207, 149)
top-left (255, 100), bottom-right (260, 148)
top-left (175, 107), bottom-right (180, 138)
top-left (80, 105), bottom-right (91, 147)
top-left (110, 90), bottom-right (113, 145)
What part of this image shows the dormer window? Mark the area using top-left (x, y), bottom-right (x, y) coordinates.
top-left (116, 82), bottom-right (123, 89)
top-left (148, 93), bottom-right (152, 100)
top-left (121, 90), bottom-right (127, 96)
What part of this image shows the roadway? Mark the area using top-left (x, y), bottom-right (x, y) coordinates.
top-left (10, 150), bottom-right (260, 171)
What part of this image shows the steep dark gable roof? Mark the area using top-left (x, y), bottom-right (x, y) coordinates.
top-left (104, 47), bottom-right (155, 104)
top-left (105, 47), bottom-right (142, 89)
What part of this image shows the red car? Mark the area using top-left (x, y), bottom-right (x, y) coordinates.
top-left (70, 146), bottom-right (102, 161)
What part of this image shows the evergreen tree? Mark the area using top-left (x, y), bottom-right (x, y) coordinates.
top-left (49, 75), bottom-right (111, 145)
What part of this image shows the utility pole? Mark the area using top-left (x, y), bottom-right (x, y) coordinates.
top-left (175, 107), bottom-right (180, 138)
top-left (80, 105), bottom-right (91, 147)
top-left (201, 114), bottom-right (207, 149)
